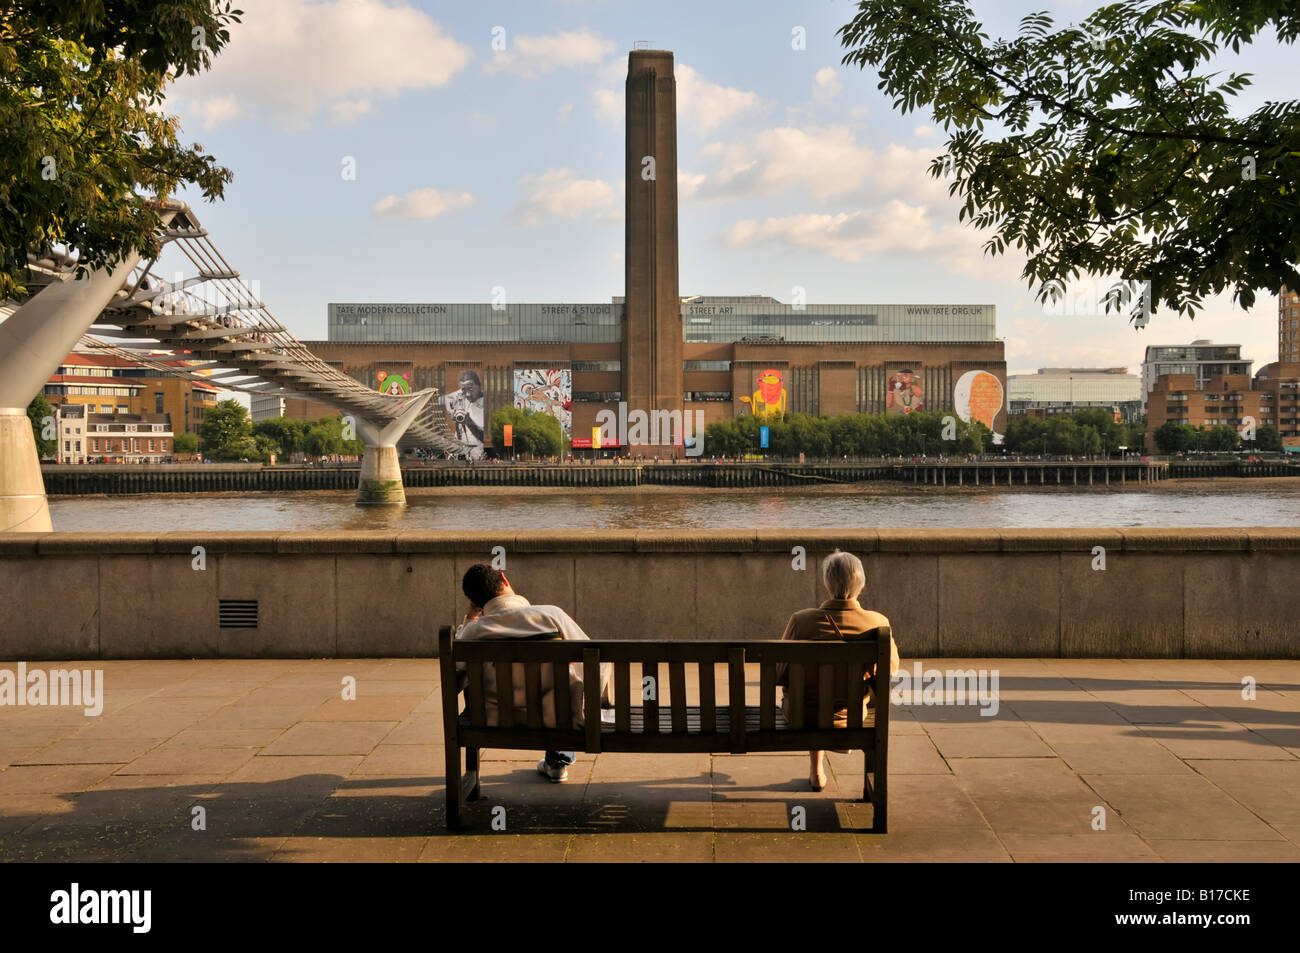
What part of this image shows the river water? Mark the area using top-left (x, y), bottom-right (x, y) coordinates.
top-left (46, 481), bottom-right (1300, 530)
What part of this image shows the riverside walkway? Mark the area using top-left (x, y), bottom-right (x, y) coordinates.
top-left (1, 657), bottom-right (1296, 862)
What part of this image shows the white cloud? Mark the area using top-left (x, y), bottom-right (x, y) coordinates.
top-left (172, 0), bottom-right (472, 131)
top-left (813, 67), bottom-right (841, 102)
top-left (373, 188), bottom-right (476, 220)
top-left (725, 201), bottom-right (985, 265)
top-left (678, 170), bottom-right (706, 201)
top-left (696, 128), bottom-right (952, 205)
top-left (593, 87), bottom-right (622, 121)
top-left (513, 169), bottom-right (616, 226)
top-left (557, 102), bottom-right (574, 120)
top-left (485, 28), bottom-right (614, 79)
top-left (676, 64), bottom-right (763, 133)
top-left (330, 99), bottom-right (372, 126)
top-left (592, 60), bottom-right (762, 133)
top-left (195, 95), bottom-right (241, 129)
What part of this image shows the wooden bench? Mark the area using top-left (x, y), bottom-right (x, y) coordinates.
top-left (437, 625), bottom-right (890, 833)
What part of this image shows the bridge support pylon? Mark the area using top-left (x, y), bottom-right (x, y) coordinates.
top-left (352, 391), bottom-right (434, 506)
top-left (0, 241), bottom-right (168, 532)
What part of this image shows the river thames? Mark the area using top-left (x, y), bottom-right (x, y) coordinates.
top-left (45, 479), bottom-right (1300, 531)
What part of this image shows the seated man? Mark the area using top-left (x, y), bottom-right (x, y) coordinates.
top-left (454, 564), bottom-right (609, 783)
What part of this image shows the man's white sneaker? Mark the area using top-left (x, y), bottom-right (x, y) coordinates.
top-left (537, 758), bottom-right (568, 783)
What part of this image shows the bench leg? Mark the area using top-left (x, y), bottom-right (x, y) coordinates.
top-left (466, 746), bottom-right (481, 801)
top-left (863, 749), bottom-right (886, 833)
top-left (445, 745), bottom-right (461, 831)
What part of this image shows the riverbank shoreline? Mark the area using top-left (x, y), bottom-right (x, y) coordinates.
top-left (44, 474), bottom-right (1300, 501)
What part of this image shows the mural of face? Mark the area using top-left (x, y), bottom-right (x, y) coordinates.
top-left (377, 371), bottom-right (410, 395)
top-left (953, 369), bottom-right (1005, 434)
top-left (739, 367), bottom-right (787, 419)
top-left (513, 369), bottom-right (573, 435)
top-left (459, 371), bottom-right (484, 403)
top-left (886, 369), bottom-right (923, 414)
top-left (758, 368), bottom-right (783, 405)
top-left (968, 373), bottom-right (1003, 430)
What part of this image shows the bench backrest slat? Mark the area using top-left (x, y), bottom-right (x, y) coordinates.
top-left (727, 648), bottom-right (746, 752)
top-left (817, 664), bottom-right (835, 730)
top-left (553, 660), bottom-right (571, 730)
top-left (669, 661), bottom-right (687, 733)
top-left (524, 661), bottom-right (544, 730)
top-left (699, 662), bottom-right (717, 734)
top-left (759, 663), bottom-right (776, 731)
top-left (642, 660), bottom-right (659, 734)
top-left (614, 660), bottom-right (631, 732)
top-left (495, 656), bottom-right (515, 729)
top-left (468, 661), bottom-right (487, 726)
top-left (787, 664), bottom-right (804, 729)
top-left (847, 661), bottom-right (867, 730)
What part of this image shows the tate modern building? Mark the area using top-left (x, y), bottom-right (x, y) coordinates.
top-left (296, 50), bottom-right (1008, 454)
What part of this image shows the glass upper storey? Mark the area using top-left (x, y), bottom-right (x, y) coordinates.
top-left (327, 297), bottom-right (997, 344)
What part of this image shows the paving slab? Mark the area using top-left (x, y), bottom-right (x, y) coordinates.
top-left (1082, 773), bottom-right (1286, 841)
top-left (856, 828), bottom-right (1013, 862)
top-left (566, 831), bottom-right (714, 862)
top-left (271, 836), bottom-right (428, 862)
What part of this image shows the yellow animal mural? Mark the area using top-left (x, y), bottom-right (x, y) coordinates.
top-left (739, 367), bottom-right (787, 419)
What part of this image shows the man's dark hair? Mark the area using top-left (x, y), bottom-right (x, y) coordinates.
top-left (462, 563), bottom-right (506, 607)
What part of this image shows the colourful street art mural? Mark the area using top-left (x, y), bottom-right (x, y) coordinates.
top-left (740, 368), bottom-right (787, 419)
top-left (886, 368), bottom-right (923, 414)
top-left (513, 368), bottom-right (573, 435)
top-left (954, 370), bottom-right (1006, 439)
top-left (376, 371), bottom-right (411, 395)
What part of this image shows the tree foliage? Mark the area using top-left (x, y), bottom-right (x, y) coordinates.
top-left (27, 393), bottom-right (55, 458)
top-left (705, 411), bottom-right (987, 457)
top-left (198, 397), bottom-right (252, 460)
top-left (0, 0), bottom-right (240, 296)
top-left (252, 414), bottom-right (361, 460)
top-left (253, 417), bottom-right (310, 455)
top-left (839, 1), bottom-right (1300, 321)
top-left (1151, 418), bottom-right (1279, 453)
top-left (1002, 408), bottom-right (1145, 454)
top-left (490, 407), bottom-right (564, 457)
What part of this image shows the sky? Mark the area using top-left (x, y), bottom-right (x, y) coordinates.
top-left (159, 0), bottom-right (1298, 376)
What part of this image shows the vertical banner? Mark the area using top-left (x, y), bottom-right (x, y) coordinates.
top-left (592, 426), bottom-right (602, 449)
top-left (503, 424), bottom-right (513, 447)
top-left (760, 426), bottom-right (770, 448)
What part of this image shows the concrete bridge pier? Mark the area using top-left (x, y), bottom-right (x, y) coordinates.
top-left (0, 408), bottom-right (49, 532)
top-left (353, 391), bottom-right (434, 506)
top-left (0, 225), bottom-right (174, 532)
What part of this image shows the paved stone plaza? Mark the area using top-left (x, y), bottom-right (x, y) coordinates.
top-left (0, 658), bottom-right (1297, 862)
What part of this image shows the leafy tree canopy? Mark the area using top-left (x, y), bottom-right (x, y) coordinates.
top-left (839, 0), bottom-right (1300, 321)
top-left (491, 407), bottom-right (564, 457)
top-left (0, 0), bottom-right (240, 296)
top-left (198, 397), bottom-right (251, 460)
top-left (27, 393), bottom-right (55, 458)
